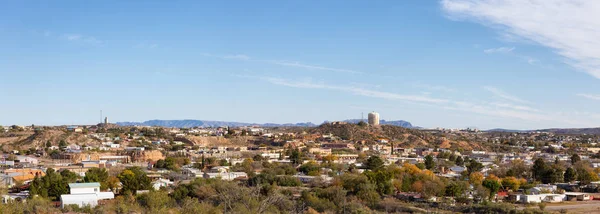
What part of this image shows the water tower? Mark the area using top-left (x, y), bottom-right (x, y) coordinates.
top-left (368, 112), bottom-right (380, 126)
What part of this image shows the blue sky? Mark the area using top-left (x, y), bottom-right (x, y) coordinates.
top-left (2, 0), bottom-right (600, 129)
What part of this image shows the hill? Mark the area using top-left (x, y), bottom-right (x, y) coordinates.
top-left (311, 123), bottom-right (485, 150)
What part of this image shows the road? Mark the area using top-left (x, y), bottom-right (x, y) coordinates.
top-left (543, 201), bottom-right (600, 213)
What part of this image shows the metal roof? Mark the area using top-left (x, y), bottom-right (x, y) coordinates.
top-left (68, 183), bottom-right (101, 188)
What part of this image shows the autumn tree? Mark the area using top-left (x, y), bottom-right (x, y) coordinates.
top-left (469, 172), bottom-right (484, 186)
top-left (501, 176), bottom-right (520, 191)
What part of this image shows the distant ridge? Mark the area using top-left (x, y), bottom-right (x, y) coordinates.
top-left (341, 119), bottom-right (413, 128)
top-left (486, 127), bottom-right (600, 135)
top-left (116, 120), bottom-right (316, 128)
top-left (116, 119), bottom-right (414, 128)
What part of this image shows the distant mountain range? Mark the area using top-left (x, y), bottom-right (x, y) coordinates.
top-left (341, 119), bottom-right (413, 128)
top-left (487, 127), bottom-right (600, 135)
top-left (116, 119), bottom-right (414, 128)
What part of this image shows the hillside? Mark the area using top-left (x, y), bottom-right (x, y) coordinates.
top-left (311, 123), bottom-right (486, 150)
top-left (0, 129), bottom-right (101, 151)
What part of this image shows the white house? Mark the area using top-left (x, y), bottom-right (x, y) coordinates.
top-left (521, 194), bottom-right (566, 203)
top-left (529, 184), bottom-right (557, 195)
top-left (16, 156), bottom-right (39, 165)
top-left (60, 183), bottom-right (114, 208)
top-left (152, 178), bottom-right (174, 190)
top-left (261, 153), bottom-right (281, 159)
top-left (182, 168), bottom-right (203, 178)
top-left (203, 171), bottom-right (248, 181)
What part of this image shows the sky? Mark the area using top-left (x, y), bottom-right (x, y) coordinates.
top-left (2, 0), bottom-right (600, 130)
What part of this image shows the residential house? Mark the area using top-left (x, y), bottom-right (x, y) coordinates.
top-left (309, 148), bottom-right (332, 155)
top-left (520, 194), bottom-right (565, 203)
top-left (60, 183), bottom-right (114, 208)
top-left (152, 178), bottom-right (174, 190)
top-left (203, 166), bottom-right (248, 181)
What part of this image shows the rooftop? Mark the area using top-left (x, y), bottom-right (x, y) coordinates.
top-left (69, 182), bottom-right (101, 188)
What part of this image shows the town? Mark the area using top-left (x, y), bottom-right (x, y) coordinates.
top-left (1, 113), bottom-right (600, 213)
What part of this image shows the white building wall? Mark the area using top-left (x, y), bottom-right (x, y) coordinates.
top-left (70, 187), bottom-right (99, 194)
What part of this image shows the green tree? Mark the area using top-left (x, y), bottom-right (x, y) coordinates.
top-left (357, 121), bottom-right (367, 127)
top-left (364, 170), bottom-right (393, 195)
top-left (564, 167), bottom-right (577, 183)
top-left (482, 179), bottom-right (501, 201)
top-left (118, 167), bottom-right (151, 194)
top-left (365, 156), bottom-right (384, 171)
top-left (136, 190), bottom-right (176, 213)
top-left (467, 159), bottom-right (484, 174)
top-left (532, 158), bottom-right (548, 182)
top-left (60, 169), bottom-right (80, 183)
top-left (84, 168), bottom-right (109, 190)
top-left (424, 155), bottom-right (436, 170)
top-left (571, 154), bottom-right (581, 165)
top-left (58, 140), bottom-right (67, 148)
top-left (445, 181), bottom-right (466, 197)
top-left (455, 156), bottom-right (464, 166)
top-left (29, 175), bottom-right (48, 198)
top-left (299, 161), bottom-right (321, 175)
top-left (290, 149), bottom-right (304, 165)
top-left (45, 141), bottom-right (52, 148)
top-left (43, 168), bottom-right (69, 200)
top-left (544, 167), bottom-right (564, 184)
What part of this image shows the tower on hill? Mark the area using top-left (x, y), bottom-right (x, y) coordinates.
top-left (368, 112), bottom-right (380, 126)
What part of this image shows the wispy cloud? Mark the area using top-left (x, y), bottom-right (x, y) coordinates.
top-left (243, 75), bottom-right (598, 127)
top-left (61, 33), bottom-right (103, 45)
top-left (576, 93), bottom-right (600, 101)
top-left (259, 77), bottom-right (447, 103)
top-left (489, 102), bottom-right (539, 112)
top-left (483, 86), bottom-right (530, 104)
top-left (412, 82), bottom-right (456, 93)
top-left (267, 60), bottom-right (362, 74)
top-left (202, 53), bottom-right (362, 74)
top-left (135, 42), bottom-right (158, 49)
top-left (482, 46), bottom-right (541, 65)
top-left (64, 34), bottom-right (82, 41)
top-left (223, 54), bottom-right (251, 60)
top-left (484, 46), bottom-right (514, 54)
top-left (441, 0), bottom-right (600, 79)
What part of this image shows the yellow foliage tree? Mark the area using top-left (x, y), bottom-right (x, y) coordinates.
top-left (402, 163), bottom-right (422, 175)
top-left (501, 176), bottom-right (520, 191)
top-left (469, 172), bottom-right (484, 186)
